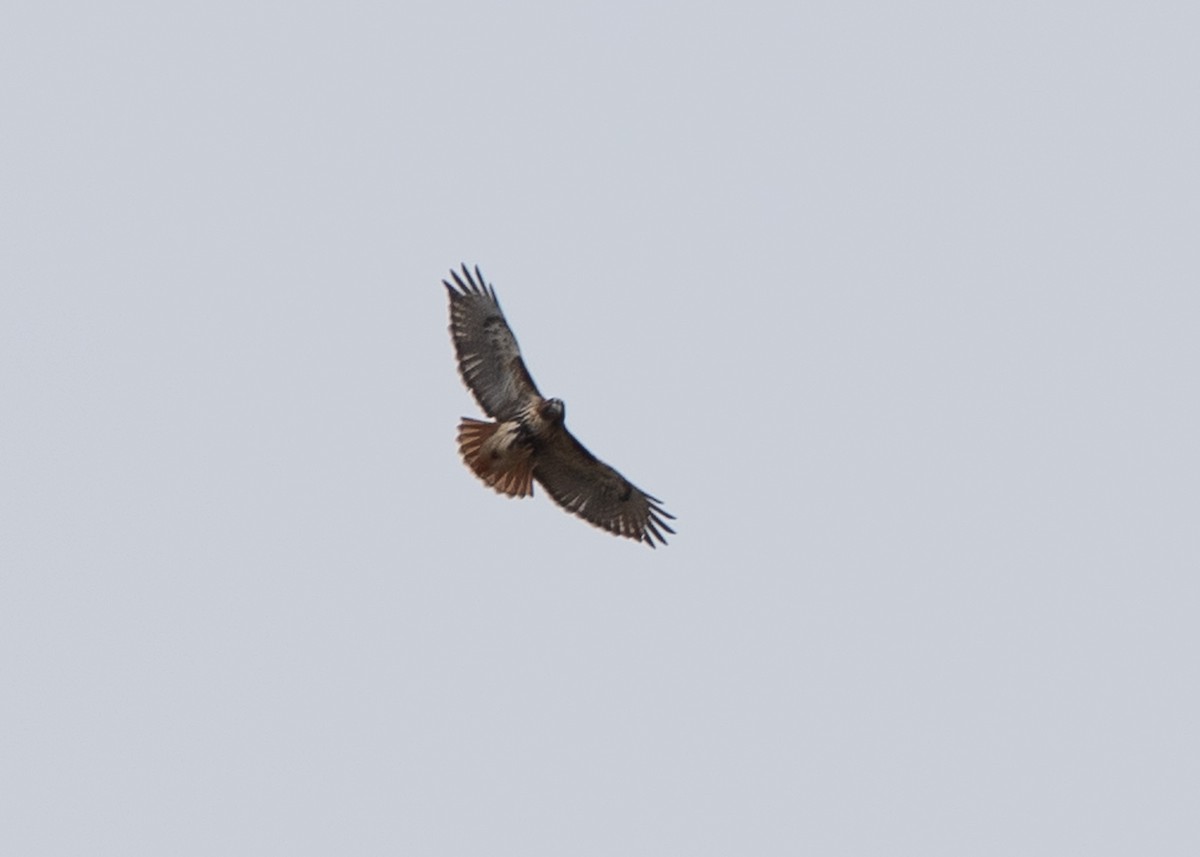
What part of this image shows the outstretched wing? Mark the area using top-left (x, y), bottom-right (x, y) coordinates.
top-left (444, 264), bottom-right (542, 421)
top-left (533, 428), bottom-right (675, 548)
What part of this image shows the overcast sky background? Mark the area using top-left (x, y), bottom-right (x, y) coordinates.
top-left (3, 1), bottom-right (1198, 854)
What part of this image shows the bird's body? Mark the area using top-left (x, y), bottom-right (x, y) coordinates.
top-left (444, 265), bottom-right (674, 547)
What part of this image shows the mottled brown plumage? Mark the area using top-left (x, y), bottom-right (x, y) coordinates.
top-left (445, 264), bottom-right (674, 547)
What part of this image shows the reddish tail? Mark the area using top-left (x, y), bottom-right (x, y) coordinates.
top-left (456, 418), bottom-right (534, 498)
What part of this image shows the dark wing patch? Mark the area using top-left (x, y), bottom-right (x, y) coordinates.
top-left (444, 264), bottom-right (542, 421)
top-left (532, 427), bottom-right (675, 548)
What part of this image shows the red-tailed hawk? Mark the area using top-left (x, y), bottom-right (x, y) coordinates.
top-left (445, 264), bottom-right (675, 547)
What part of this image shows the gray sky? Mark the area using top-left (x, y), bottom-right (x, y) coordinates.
top-left (3, 1), bottom-right (1198, 854)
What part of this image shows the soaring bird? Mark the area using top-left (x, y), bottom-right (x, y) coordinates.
top-left (444, 264), bottom-right (674, 547)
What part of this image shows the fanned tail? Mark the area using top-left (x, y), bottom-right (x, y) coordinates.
top-left (457, 418), bottom-right (534, 498)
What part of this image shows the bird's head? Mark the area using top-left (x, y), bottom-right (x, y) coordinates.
top-left (541, 397), bottom-right (565, 424)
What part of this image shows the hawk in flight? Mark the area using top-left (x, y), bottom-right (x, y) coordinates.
top-left (445, 264), bottom-right (675, 547)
